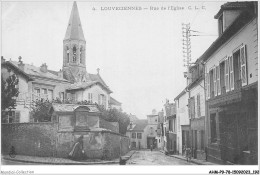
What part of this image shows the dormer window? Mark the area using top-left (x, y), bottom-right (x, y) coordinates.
top-left (218, 14), bottom-right (224, 36)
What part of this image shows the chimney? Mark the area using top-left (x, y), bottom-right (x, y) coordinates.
top-left (40, 63), bottom-right (48, 73)
top-left (129, 122), bottom-right (133, 129)
top-left (1, 56), bottom-right (5, 63)
top-left (152, 109), bottom-right (157, 115)
top-left (97, 68), bottom-right (100, 74)
top-left (58, 69), bottom-right (63, 78)
top-left (18, 56), bottom-right (25, 71)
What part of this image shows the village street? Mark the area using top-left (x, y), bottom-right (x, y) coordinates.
top-left (127, 150), bottom-right (194, 165)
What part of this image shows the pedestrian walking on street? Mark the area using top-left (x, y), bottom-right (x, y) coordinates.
top-left (150, 144), bottom-right (153, 151)
top-left (186, 147), bottom-right (191, 162)
top-left (183, 145), bottom-right (187, 156)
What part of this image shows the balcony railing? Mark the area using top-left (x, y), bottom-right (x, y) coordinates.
top-left (16, 92), bottom-right (51, 102)
top-left (32, 93), bottom-right (49, 102)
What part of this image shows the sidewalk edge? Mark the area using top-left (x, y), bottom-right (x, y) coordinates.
top-left (3, 157), bottom-right (119, 165)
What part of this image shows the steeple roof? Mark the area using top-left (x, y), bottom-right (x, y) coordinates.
top-left (64, 1), bottom-right (85, 41)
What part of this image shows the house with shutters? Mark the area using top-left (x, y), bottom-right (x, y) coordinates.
top-left (186, 59), bottom-right (206, 160)
top-left (1, 57), bottom-right (71, 123)
top-left (1, 58), bottom-right (34, 123)
top-left (126, 110), bottom-right (161, 150)
top-left (202, 2), bottom-right (258, 164)
top-left (126, 119), bottom-right (148, 149)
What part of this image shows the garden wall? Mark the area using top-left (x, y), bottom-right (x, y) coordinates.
top-left (1, 123), bottom-right (57, 157)
top-left (2, 123), bottom-right (129, 160)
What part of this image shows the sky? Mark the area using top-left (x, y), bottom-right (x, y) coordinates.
top-left (1, 1), bottom-right (226, 119)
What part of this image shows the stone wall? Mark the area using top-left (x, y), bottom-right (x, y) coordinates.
top-left (102, 132), bottom-right (129, 160)
top-left (1, 123), bottom-right (57, 157)
top-left (2, 123), bottom-right (129, 160)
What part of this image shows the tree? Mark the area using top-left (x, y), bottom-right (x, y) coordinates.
top-left (31, 99), bottom-right (52, 122)
top-left (1, 74), bottom-right (19, 111)
top-left (98, 106), bottom-right (130, 135)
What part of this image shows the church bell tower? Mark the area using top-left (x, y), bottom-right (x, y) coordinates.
top-left (63, 1), bottom-right (87, 83)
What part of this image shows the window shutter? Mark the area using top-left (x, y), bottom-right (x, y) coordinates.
top-left (188, 98), bottom-right (191, 119)
top-left (189, 97), bottom-right (195, 119)
top-left (205, 73), bottom-right (208, 100)
top-left (206, 73), bottom-right (210, 99)
top-left (213, 67), bottom-right (217, 97)
top-left (217, 65), bottom-right (221, 95)
top-left (229, 55), bottom-right (234, 90)
top-left (197, 94), bottom-right (200, 118)
top-left (225, 57), bottom-right (230, 92)
top-left (240, 45), bottom-right (247, 86)
top-left (192, 97), bottom-right (195, 119)
top-left (104, 95), bottom-right (107, 108)
top-left (15, 111), bottom-right (20, 123)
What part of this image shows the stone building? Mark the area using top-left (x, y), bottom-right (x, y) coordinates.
top-left (1, 57), bottom-right (71, 123)
top-left (164, 100), bottom-right (177, 154)
top-left (146, 110), bottom-right (159, 149)
top-left (126, 119), bottom-right (148, 149)
top-left (202, 2), bottom-right (258, 164)
top-left (156, 110), bottom-right (164, 150)
top-left (126, 110), bottom-right (162, 150)
top-left (62, 1), bottom-right (87, 83)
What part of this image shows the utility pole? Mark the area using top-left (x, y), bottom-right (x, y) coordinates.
top-left (182, 23), bottom-right (191, 85)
